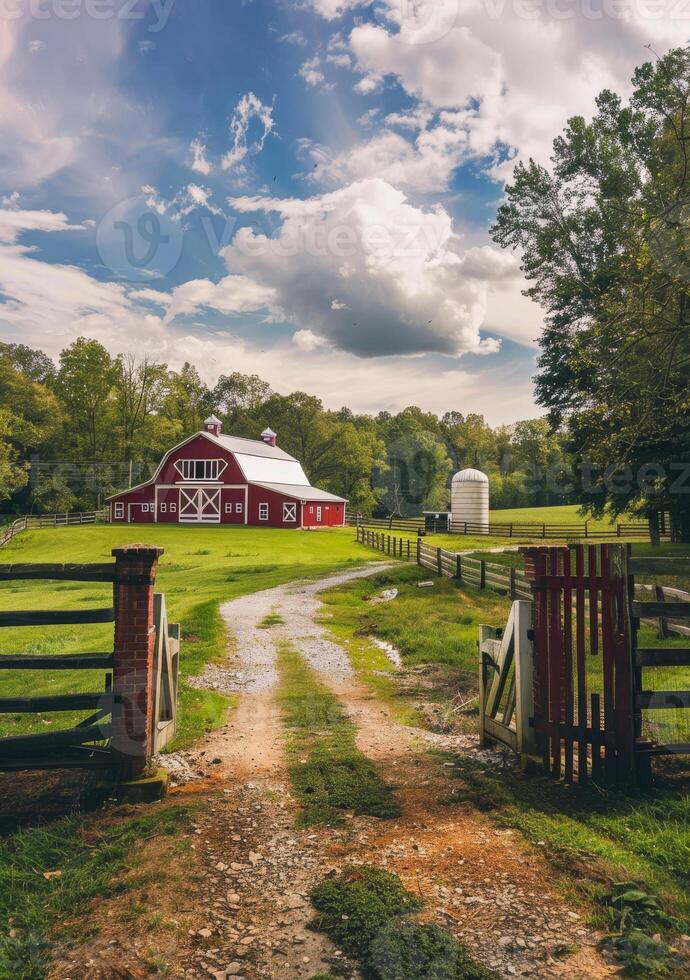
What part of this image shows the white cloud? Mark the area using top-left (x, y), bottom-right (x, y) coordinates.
top-left (299, 57), bottom-right (327, 87)
top-left (293, 328), bottom-right (329, 351)
top-left (302, 123), bottom-right (469, 193)
top-left (309, 0), bottom-right (365, 19)
top-left (219, 178), bottom-right (507, 357)
top-left (0, 207), bottom-right (84, 244)
top-left (222, 92), bottom-right (276, 170)
top-left (189, 138), bottom-right (212, 176)
top-left (164, 275), bottom-right (278, 323)
top-left (348, 1), bottom-right (683, 173)
top-left (28, 40), bottom-right (46, 55)
top-left (139, 40), bottom-right (155, 54)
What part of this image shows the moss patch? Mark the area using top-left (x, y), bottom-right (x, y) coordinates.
top-left (309, 866), bottom-right (496, 980)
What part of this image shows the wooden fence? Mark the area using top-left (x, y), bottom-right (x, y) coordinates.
top-left (356, 526), bottom-right (532, 600)
top-left (0, 545), bottom-right (179, 777)
top-left (0, 511), bottom-right (107, 548)
top-left (350, 514), bottom-right (660, 541)
top-left (518, 545), bottom-right (689, 784)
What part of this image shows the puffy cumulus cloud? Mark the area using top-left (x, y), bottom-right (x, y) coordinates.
top-left (348, 1), bottom-right (683, 173)
top-left (301, 121), bottom-right (470, 193)
top-left (293, 328), bottom-right (330, 351)
top-left (164, 275), bottom-right (278, 323)
top-left (217, 178), bottom-right (505, 357)
top-left (222, 92), bottom-right (276, 171)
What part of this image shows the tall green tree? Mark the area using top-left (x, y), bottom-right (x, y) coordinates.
top-left (54, 338), bottom-right (118, 459)
top-left (492, 47), bottom-right (690, 540)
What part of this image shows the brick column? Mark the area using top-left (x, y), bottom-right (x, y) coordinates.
top-left (111, 545), bottom-right (164, 777)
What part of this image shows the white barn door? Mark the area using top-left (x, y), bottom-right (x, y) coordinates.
top-left (179, 487), bottom-right (221, 523)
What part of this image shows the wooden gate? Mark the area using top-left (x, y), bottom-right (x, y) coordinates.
top-left (479, 600), bottom-right (536, 757)
top-left (522, 544), bottom-right (636, 784)
top-left (0, 546), bottom-right (179, 777)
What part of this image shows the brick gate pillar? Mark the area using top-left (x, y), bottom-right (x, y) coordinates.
top-left (111, 545), bottom-right (164, 777)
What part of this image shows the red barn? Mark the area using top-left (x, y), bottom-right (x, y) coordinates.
top-left (106, 416), bottom-right (347, 528)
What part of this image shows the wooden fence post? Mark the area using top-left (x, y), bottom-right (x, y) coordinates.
top-left (437, 547), bottom-right (442, 576)
top-left (416, 538), bottom-right (421, 566)
top-left (480, 559), bottom-right (486, 589)
top-left (407, 539), bottom-right (411, 561)
top-left (509, 567), bottom-right (516, 599)
top-left (514, 600), bottom-right (537, 759)
top-left (111, 544), bottom-right (164, 778)
top-left (456, 554), bottom-right (462, 580)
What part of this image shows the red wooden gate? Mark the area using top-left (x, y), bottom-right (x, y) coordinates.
top-left (522, 544), bottom-right (635, 784)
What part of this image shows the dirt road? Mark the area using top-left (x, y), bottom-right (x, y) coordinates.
top-left (52, 565), bottom-right (617, 980)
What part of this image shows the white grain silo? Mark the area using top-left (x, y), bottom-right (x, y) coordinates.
top-left (451, 468), bottom-right (489, 533)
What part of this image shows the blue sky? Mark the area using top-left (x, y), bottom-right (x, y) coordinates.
top-left (0, 1), bottom-right (684, 422)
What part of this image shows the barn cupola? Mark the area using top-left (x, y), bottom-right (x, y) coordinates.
top-left (261, 427), bottom-right (277, 447)
top-left (204, 414), bottom-right (222, 438)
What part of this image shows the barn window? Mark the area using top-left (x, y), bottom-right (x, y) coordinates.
top-left (316, 506), bottom-right (322, 521)
top-left (225, 502), bottom-right (233, 513)
top-left (283, 502), bottom-right (296, 522)
top-left (170, 502), bottom-right (177, 513)
top-left (176, 459), bottom-right (225, 481)
top-left (236, 503), bottom-right (243, 514)
top-left (309, 506), bottom-right (314, 514)
top-left (114, 502), bottom-right (124, 519)
top-left (259, 502), bottom-right (269, 521)
top-left (160, 502), bottom-right (167, 513)
top-left (141, 504), bottom-right (149, 513)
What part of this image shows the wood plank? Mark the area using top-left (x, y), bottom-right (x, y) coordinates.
top-left (0, 608), bottom-right (114, 627)
top-left (0, 653), bottom-right (113, 670)
top-left (632, 602), bottom-right (690, 618)
top-left (637, 691), bottom-right (690, 709)
top-left (0, 562), bottom-right (116, 582)
top-left (0, 692), bottom-right (115, 713)
top-left (629, 557), bottom-right (690, 575)
top-left (575, 545), bottom-right (588, 784)
top-left (0, 724), bottom-right (111, 756)
top-left (563, 549), bottom-right (574, 783)
top-left (635, 647), bottom-right (690, 667)
top-left (484, 716), bottom-right (518, 751)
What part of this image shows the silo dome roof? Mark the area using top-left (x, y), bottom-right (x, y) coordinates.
top-left (452, 467), bottom-right (489, 484)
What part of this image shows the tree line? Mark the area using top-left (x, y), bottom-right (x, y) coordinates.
top-left (0, 337), bottom-right (573, 518)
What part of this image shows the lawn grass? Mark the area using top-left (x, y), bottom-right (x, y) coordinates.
top-left (276, 642), bottom-right (400, 825)
top-left (0, 800), bottom-right (197, 978)
top-left (488, 504), bottom-right (618, 529)
top-left (0, 524), bottom-right (384, 747)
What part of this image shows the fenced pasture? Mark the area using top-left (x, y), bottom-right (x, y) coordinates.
top-left (351, 511), bottom-right (660, 541)
top-left (0, 524), bottom-right (376, 750)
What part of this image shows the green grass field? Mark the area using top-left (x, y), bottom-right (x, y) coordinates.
top-left (0, 524), bottom-right (385, 746)
top-left (488, 504), bottom-right (618, 528)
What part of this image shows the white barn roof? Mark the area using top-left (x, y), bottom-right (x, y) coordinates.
top-left (251, 481), bottom-right (347, 503)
